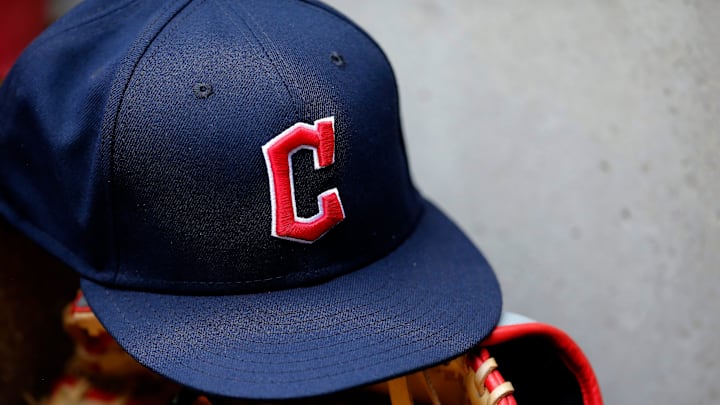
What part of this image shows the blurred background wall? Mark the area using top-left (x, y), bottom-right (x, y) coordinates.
top-left (2, 0), bottom-right (718, 403)
top-left (323, 1), bottom-right (720, 403)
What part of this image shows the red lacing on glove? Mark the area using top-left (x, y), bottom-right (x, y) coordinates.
top-left (466, 348), bottom-right (517, 405)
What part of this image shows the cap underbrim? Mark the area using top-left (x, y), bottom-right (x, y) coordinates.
top-left (81, 199), bottom-right (501, 399)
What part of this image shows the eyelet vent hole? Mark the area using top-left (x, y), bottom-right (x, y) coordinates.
top-left (193, 82), bottom-right (213, 99)
top-left (330, 52), bottom-right (345, 67)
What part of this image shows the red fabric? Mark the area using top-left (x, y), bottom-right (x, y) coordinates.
top-left (81, 332), bottom-right (115, 355)
top-left (71, 290), bottom-right (93, 313)
top-left (262, 117), bottom-right (345, 243)
top-left (0, 0), bottom-right (46, 80)
top-left (85, 387), bottom-right (121, 402)
top-left (482, 322), bottom-right (604, 405)
top-left (51, 375), bottom-right (79, 394)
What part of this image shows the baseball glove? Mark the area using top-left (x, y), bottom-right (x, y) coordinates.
top-left (369, 312), bottom-right (603, 405)
top-left (38, 292), bottom-right (602, 405)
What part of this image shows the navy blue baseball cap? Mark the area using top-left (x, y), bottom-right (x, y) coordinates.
top-left (0, 0), bottom-right (501, 399)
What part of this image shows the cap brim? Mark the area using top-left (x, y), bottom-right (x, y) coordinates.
top-left (81, 199), bottom-right (501, 399)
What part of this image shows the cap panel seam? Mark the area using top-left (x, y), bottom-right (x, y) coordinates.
top-left (104, 0), bottom-right (198, 284)
top-left (101, 0), bottom-right (423, 292)
top-left (0, 201), bottom-right (98, 279)
top-left (236, 0), bottom-right (312, 110)
top-left (20, 0), bottom-right (142, 56)
top-left (0, 0), bottom-right (144, 283)
top-left (218, 0), bottom-right (302, 123)
top-left (106, 0), bottom-right (300, 289)
top-left (106, 199), bottom-right (425, 290)
top-left (294, 0), bottom-right (411, 192)
top-left (296, 0), bottom-right (398, 77)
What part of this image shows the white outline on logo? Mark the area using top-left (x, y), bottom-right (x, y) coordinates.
top-left (261, 116), bottom-right (345, 243)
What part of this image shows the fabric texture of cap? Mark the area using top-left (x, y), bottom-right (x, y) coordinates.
top-left (0, 0), bottom-right (502, 399)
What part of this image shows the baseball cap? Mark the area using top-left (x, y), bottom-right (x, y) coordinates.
top-left (0, 0), bottom-right (502, 399)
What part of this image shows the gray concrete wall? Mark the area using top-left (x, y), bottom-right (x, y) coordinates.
top-left (324, 1), bottom-right (720, 403)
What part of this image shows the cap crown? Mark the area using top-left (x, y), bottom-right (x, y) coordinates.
top-left (0, 0), bottom-right (422, 293)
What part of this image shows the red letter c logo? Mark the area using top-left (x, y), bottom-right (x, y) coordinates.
top-left (262, 117), bottom-right (345, 243)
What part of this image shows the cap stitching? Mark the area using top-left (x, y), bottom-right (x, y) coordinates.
top-left (112, 202), bottom-right (424, 287)
top-left (19, 0), bottom-right (142, 57)
top-left (100, 198), bottom-right (425, 290)
top-left (188, 303), bottom-right (449, 372)
top-left (181, 304), bottom-right (468, 385)
top-left (235, 0), bottom-right (313, 114)
top-left (0, 202), bottom-right (97, 280)
top-left (219, 0), bottom-right (302, 123)
top-left (138, 285), bottom-right (394, 334)
top-left (100, 282), bottom-right (478, 386)
top-left (104, 0), bottom-right (423, 290)
top-left (0, 0), bottom-right (145, 286)
top-left (296, 0), bottom-right (397, 75)
top-left (162, 272), bottom-right (487, 362)
top-left (184, 292), bottom-right (436, 359)
top-left (106, 0), bottom-right (200, 283)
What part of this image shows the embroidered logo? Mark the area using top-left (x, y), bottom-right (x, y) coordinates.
top-left (262, 117), bottom-right (345, 243)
